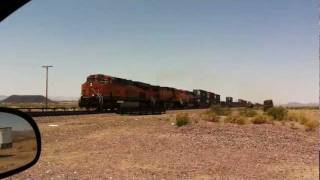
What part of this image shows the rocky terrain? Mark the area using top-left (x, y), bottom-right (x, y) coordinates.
top-left (6, 109), bottom-right (319, 180)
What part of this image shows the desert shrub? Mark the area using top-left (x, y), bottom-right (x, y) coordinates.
top-left (299, 116), bottom-right (309, 125)
top-left (240, 108), bottom-right (258, 117)
top-left (202, 110), bottom-right (220, 122)
top-left (225, 114), bottom-right (247, 125)
top-left (287, 112), bottom-right (309, 124)
top-left (210, 105), bottom-right (231, 116)
top-left (303, 119), bottom-right (319, 131)
top-left (251, 114), bottom-right (269, 124)
top-left (176, 114), bottom-right (190, 127)
top-left (285, 112), bottom-right (319, 131)
top-left (286, 113), bottom-right (300, 122)
top-left (266, 107), bottom-right (288, 121)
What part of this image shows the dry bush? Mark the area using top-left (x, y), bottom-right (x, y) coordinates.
top-left (251, 114), bottom-right (269, 124)
top-left (175, 113), bottom-right (190, 127)
top-left (286, 113), bottom-right (299, 122)
top-left (202, 110), bottom-right (220, 122)
top-left (299, 116), bottom-right (310, 125)
top-left (286, 112), bottom-right (319, 131)
top-left (240, 108), bottom-right (258, 117)
top-left (288, 112), bottom-right (315, 122)
top-left (296, 115), bottom-right (309, 125)
top-left (304, 119), bottom-right (319, 131)
top-left (225, 114), bottom-right (247, 125)
top-left (286, 112), bottom-right (307, 123)
top-left (210, 105), bottom-right (231, 116)
top-left (266, 107), bottom-right (288, 121)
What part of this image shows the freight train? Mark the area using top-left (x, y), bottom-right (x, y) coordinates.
top-left (79, 74), bottom-right (258, 114)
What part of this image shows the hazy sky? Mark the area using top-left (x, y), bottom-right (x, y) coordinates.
top-left (0, 0), bottom-right (317, 104)
top-left (0, 112), bottom-right (33, 131)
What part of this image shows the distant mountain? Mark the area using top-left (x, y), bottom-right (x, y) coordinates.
top-left (0, 95), bottom-right (7, 101)
top-left (12, 130), bottom-right (35, 142)
top-left (282, 102), bottom-right (318, 107)
top-left (1, 95), bottom-right (53, 103)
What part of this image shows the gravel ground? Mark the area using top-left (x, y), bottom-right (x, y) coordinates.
top-left (5, 110), bottom-right (319, 180)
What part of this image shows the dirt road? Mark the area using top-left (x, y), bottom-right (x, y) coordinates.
top-left (7, 110), bottom-right (319, 180)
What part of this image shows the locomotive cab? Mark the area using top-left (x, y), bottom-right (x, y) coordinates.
top-left (79, 74), bottom-right (113, 110)
top-left (86, 74), bottom-right (112, 85)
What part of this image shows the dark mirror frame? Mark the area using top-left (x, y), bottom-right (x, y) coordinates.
top-left (0, 107), bottom-right (41, 179)
top-left (0, 0), bottom-right (31, 22)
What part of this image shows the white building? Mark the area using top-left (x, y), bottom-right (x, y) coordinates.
top-left (0, 127), bottom-right (12, 149)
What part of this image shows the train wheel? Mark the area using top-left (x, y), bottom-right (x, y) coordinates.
top-left (117, 107), bottom-right (124, 115)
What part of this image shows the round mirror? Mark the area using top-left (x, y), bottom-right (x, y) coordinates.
top-left (0, 108), bottom-right (41, 178)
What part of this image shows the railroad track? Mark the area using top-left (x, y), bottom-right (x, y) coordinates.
top-left (16, 107), bottom-right (113, 117)
top-left (16, 107), bottom-right (204, 117)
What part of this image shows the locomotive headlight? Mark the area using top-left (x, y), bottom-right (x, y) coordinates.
top-left (90, 83), bottom-right (93, 87)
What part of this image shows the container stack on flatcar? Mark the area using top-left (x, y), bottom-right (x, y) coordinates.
top-left (79, 74), bottom-right (267, 114)
top-left (226, 97), bottom-right (233, 106)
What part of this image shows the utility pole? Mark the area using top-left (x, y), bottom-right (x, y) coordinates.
top-left (318, 0), bottom-right (320, 111)
top-left (42, 65), bottom-right (53, 109)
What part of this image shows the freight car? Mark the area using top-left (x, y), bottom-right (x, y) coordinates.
top-left (79, 74), bottom-right (263, 114)
top-left (263, 100), bottom-right (274, 111)
top-left (193, 89), bottom-right (220, 108)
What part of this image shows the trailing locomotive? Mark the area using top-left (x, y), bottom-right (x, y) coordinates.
top-left (79, 74), bottom-right (255, 114)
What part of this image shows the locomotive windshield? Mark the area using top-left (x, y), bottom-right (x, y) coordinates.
top-left (86, 76), bottom-right (95, 82)
top-left (86, 75), bottom-right (110, 84)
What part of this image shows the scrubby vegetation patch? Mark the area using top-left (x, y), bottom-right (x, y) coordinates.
top-left (209, 105), bottom-right (231, 116)
top-left (176, 113), bottom-right (190, 127)
top-left (225, 114), bottom-right (247, 125)
top-left (266, 107), bottom-right (288, 121)
top-left (251, 114), bottom-right (269, 124)
top-left (202, 110), bottom-right (220, 122)
top-left (240, 108), bottom-right (258, 117)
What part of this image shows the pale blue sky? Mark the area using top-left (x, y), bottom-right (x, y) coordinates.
top-left (0, 0), bottom-right (318, 104)
top-left (0, 112), bottom-right (33, 131)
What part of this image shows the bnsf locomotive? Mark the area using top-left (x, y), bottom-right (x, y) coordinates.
top-left (79, 74), bottom-right (255, 114)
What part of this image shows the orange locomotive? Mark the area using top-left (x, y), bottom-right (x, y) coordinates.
top-left (80, 74), bottom-right (165, 113)
top-left (79, 74), bottom-right (222, 114)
